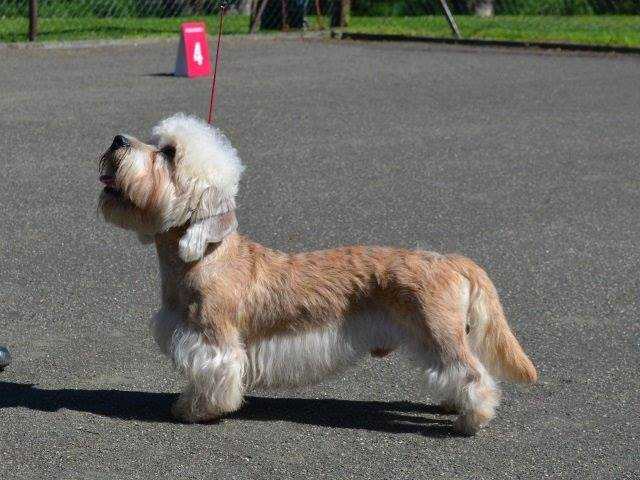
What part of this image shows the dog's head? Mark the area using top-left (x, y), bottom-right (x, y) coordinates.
top-left (99, 113), bottom-right (244, 262)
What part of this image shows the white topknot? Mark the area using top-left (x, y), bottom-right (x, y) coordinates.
top-left (151, 113), bottom-right (244, 200)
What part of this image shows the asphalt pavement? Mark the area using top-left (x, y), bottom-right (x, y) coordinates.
top-left (0, 36), bottom-right (638, 479)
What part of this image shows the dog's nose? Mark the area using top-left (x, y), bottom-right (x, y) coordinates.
top-left (111, 135), bottom-right (129, 149)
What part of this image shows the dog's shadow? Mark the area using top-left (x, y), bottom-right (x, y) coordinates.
top-left (0, 381), bottom-right (456, 437)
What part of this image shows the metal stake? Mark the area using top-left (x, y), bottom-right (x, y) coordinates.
top-left (439, 0), bottom-right (461, 39)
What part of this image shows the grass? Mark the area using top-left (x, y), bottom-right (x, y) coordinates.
top-left (0, 15), bottom-right (251, 43)
top-left (1, 14), bottom-right (639, 47)
top-left (345, 15), bottom-right (640, 48)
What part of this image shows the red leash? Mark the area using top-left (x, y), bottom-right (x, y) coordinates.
top-left (207, 3), bottom-right (227, 124)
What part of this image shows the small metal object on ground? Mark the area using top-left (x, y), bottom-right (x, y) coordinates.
top-left (0, 346), bottom-right (11, 371)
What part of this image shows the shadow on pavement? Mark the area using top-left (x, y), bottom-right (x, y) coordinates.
top-left (0, 382), bottom-right (456, 436)
top-left (236, 396), bottom-right (456, 437)
top-left (145, 73), bottom-right (181, 77)
top-left (0, 381), bottom-right (177, 422)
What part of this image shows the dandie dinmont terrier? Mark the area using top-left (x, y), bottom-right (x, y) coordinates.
top-left (98, 113), bottom-right (536, 434)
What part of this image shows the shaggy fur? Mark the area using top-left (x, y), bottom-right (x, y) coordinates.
top-left (99, 113), bottom-right (537, 434)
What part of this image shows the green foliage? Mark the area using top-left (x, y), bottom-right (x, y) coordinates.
top-left (346, 14), bottom-right (640, 46)
top-left (2, 13), bottom-right (638, 46)
top-left (495, 0), bottom-right (640, 15)
top-left (1, 0), bottom-right (638, 18)
top-left (495, 0), bottom-right (594, 15)
top-left (0, 0), bottom-right (224, 18)
top-left (352, 0), bottom-right (438, 16)
top-left (350, 0), bottom-right (640, 16)
top-left (1, 0), bottom-right (639, 25)
top-left (0, 14), bottom-right (250, 42)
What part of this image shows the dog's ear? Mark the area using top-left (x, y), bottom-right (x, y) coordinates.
top-left (178, 191), bottom-right (237, 263)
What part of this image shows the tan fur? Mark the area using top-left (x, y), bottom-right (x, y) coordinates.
top-left (98, 115), bottom-right (537, 434)
top-left (446, 255), bottom-right (538, 384)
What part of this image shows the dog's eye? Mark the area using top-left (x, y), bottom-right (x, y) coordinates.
top-left (161, 145), bottom-right (176, 161)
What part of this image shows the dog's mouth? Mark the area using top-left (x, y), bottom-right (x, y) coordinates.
top-left (100, 175), bottom-right (122, 197)
top-left (99, 147), bottom-right (128, 198)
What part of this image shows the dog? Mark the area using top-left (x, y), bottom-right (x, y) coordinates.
top-left (98, 113), bottom-right (537, 434)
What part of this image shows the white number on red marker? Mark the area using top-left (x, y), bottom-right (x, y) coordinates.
top-left (193, 42), bottom-right (204, 66)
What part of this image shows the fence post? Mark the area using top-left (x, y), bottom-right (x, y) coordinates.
top-left (28, 0), bottom-right (38, 41)
top-left (250, 0), bottom-right (268, 33)
top-left (439, 0), bottom-right (461, 39)
top-left (330, 0), bottom-right (350, 28)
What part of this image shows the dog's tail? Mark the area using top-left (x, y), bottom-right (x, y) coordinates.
top-left (449, 255), bottom-right (537, 384)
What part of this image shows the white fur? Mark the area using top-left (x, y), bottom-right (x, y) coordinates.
top-left (151, 113), bottom-right (244, 203)
top-left (105, 114), bottom-right (503, 431)
top-left (150, 114), bottom-right (244, 261)
top-left (178, 216), bottom-right (217, 263)
top-left (117, 148), bottom-right (149, 184)
top-left (100, 114), bottom-right (243, 243)
top-left (178, 206), bottom-right (238, 263)
top-left (245, 311), bottom-right (407, 389)
top-left (151, 279), bottom-right (498, 430)
top-left (152, 306), bottom-right (498, 431)
top-left (152, 309), bottom-right (246, 416)
top-left (153, 309), bottom-right (407, 392)
top-left (426, 362), bottom-right (496, 410)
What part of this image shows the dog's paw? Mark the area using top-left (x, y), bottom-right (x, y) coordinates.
top-left (453, 416), bottom-right (479, 436)
top-left (171, 399), bottom-right (222, 424)
top-left (453, 409), bottom-right (493, 436)
top-left (439, 400), bottom-right (460, 414)
top-left (170, 401), bottom-right (194, 423)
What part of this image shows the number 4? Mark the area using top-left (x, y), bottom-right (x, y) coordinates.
top-left (193, 42), bottom-right (204, 66)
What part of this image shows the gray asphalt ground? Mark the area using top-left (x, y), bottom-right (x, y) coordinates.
top-left (1, 37), bottom-right (639, 479)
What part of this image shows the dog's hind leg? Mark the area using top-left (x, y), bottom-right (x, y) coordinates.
top-left (427, 353), bottom-right (499, 435)
top-left (168, 322), bottom-right (247, 423)
top-left (413, 274), bottom-right (499, 435)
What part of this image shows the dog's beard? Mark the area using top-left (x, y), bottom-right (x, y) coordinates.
top-left (99, 148), bottom-right (127, 181)
top-left (99, 190), bottom-right (158, 234)
top-left (98, 148), bottom-right (162, 235)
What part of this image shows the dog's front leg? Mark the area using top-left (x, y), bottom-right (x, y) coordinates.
top-left (169, 322), bottom-right (247, 423)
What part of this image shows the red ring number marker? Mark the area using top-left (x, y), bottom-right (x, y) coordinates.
top-left (174, 22), bottom-right (212, 78)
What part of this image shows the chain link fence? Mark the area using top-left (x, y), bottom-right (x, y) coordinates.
top-left (0, 0), bottom-right (348, 41)
top-left (1, 1), bottom-right (638, 46)
top-left (340, 1), bottom-right (640, 48)
top-left (1, 1), bottom-right (240, 17)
